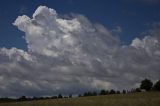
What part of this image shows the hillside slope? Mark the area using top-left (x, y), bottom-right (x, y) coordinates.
top-left (0, 92), bottom-right (160, 106)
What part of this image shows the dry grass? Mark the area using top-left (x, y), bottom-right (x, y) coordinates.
top-left (0, 92), bottom-right (160, 106)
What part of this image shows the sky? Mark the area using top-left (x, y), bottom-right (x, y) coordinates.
top-left (1, 0), bottom-right (160, 50)
top-left (0, 0), bottom-right (160, 97)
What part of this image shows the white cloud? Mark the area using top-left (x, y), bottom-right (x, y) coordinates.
top-left (131, 38), bottom-right (143, 48)
top-left (131, 36), bottom-right (160, 56)
top-left (0, 47), bottom-right (33, 61)
top-left (0, 6), bottom-right (160, 97)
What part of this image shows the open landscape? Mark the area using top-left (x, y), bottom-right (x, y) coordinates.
top-left (0, 92), bottom-right (160, 106)
top-left (1, 0), bottom-right (160, 106)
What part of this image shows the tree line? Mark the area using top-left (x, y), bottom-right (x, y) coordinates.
top-left (0, 79), bottom-right (160, 103)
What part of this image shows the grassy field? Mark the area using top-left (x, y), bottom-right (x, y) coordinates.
top-left (0, 92), bottom-right (160, 106)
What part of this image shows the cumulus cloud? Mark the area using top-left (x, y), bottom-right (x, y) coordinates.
top-left (0, 6), bottom-right (160, 97)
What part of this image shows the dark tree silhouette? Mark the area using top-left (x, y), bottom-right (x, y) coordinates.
top-left (109, 89), bottom-right (116, 94)
top-left (0, 98), bottom-right (15, 103)
top-left (100, 89), bottom-right (106, 95)
top-left (78, 94), bottom-right (82, 97)
top-left (122, 90), bottom-right (126, 94)
top-left (140, 79), bottom-right (153, 91)
top-left (153, 80), bottom-right (160, 91)
top-left (18, 96), bottom-right (27, 101)
top-left (135, 88), bottom-right (141, 92)
top-left (51, 96), bottom-right (57, 99)
top-left (58, 94), bottom-right (63, 98)
top-left (116, 90), bottom-right (121, 94)
top-left (92, 91), bottom-right (97, 96)
top-left (69, 94), bottom-right (72, 98)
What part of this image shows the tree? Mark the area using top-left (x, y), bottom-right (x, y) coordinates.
top-left (140, 79), bottom-right (153, 91)
top-left (135, 88), bottom-right (141, 92)
top-left (18, 96), bottom-right (27, 101)
top-left (122, 90), bottom-right (126, 94)
top-left (58, 94), bottom-right (63, 98)
top-left (116, 90), bottom-right (120, 94)
top-left (78, 94), bottom-right (82, 97)
top-left (69, 94), bottom-right (72, 98)
top-left (51, 96), bottom-right (57, 99)
top-left (92, 91), bottom-right (97, 96)
top-left (83, 92), bottom-right (88, 96)
top-left (100, 90), bottom-right (106, 95)
top-left (109, 89), bottom-right (116, 94)
top-left (153, 80), bottom-right (160, 91)
top-left (83, 92), bottom-right (93, 96)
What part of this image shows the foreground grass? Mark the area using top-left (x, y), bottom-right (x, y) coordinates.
top-left (0, 92), bottom-right (160, 106)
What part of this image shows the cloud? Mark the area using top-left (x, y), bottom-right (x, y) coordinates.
top-left (0, 6), bottom-right (160, 97)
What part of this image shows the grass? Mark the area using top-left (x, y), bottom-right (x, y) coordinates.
top-left (0, 92), bottom-right (160, 106)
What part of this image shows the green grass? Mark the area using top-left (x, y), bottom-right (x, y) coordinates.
top-left (0, 92), bottom-right (160, 106)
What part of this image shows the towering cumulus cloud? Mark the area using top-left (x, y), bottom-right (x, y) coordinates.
top-left (0, 6), bottom-right (160, 97)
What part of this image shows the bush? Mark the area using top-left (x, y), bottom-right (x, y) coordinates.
top-left (109, 89), bottom-right (116, 94)
top-left (153, 80), bottom-right (160, 91)
top-left (58, 94), bottom-right (63, 98)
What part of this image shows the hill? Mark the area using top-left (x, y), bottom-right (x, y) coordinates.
top-left (0, 92), bottom-right (160, 106)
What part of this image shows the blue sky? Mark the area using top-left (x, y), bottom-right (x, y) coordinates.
top-left (1, 0), bottom-right (160, 50)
